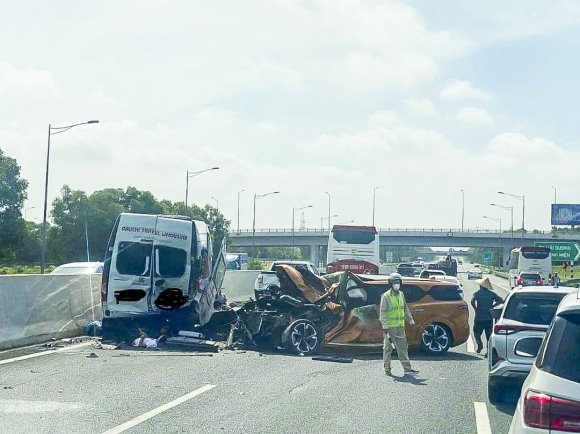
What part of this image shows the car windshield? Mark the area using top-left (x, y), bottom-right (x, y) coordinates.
top-left (503, 293), bottom-right (567, 325)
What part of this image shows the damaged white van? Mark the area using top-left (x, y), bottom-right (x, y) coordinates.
top-left (100, 213), bottom-right (227, 342)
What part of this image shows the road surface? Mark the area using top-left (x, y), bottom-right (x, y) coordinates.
top-left (0, 265), bottom-right (516, 433)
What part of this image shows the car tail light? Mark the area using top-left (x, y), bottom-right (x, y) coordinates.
top-left (493, 324), bottom-right (548, 335)
top-left (491, 348), bottom-right (504, 366)
top-left (517, 278), bottom-right (524, 285)
top-left (524, 390), bottom-right (580, 432)
top-left (537, 279), bottom-right (543, 285)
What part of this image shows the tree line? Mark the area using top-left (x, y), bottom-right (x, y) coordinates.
top-left (0, 148), bottom-right (230, 269)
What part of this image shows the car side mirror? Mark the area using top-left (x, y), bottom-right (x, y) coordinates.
top-left (514, 337), bottom-right (543, 358)
top-left (489, 306), bottom-right (503, 320)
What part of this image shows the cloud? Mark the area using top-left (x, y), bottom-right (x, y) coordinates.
top-left (457, 107), bottom-right (495, 126)
top-left (441, 80), bottom-right (491, 101)
top-left (234, 59), bottom-right (303, 90)
top-left (0, 63), bottom-right (59, 96)
top-left (405, 98), bottom-right (437, 117)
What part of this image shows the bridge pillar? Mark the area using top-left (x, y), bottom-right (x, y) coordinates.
top-left (309, 244), bottom-right (320, 267)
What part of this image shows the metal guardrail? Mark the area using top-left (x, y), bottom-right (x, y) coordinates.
top-left (229, 228), bottom-right (554, 235)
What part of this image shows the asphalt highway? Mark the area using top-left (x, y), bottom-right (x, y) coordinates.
top-left (0, 265), bottom-right (517, 434)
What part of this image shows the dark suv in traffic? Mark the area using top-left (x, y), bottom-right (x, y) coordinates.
top-left (396, 263), bottom-right (415, 277)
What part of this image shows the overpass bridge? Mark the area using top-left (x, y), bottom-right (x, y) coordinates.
top-left (229, 228), bottom-right (580, 266)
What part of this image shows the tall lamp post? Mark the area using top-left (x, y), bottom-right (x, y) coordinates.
top-left (491, 203), bottom-right (514, 248)
top-left (41, 120), bottom-right (99, 274)
top-left (461, 189), bottom-right (465, 232)
top-left (372, 187), bottom-right (379, 226)
top-left (211, 196), bottom-right (219, 210)
top-left (498, 191), bottom-right (525, 246)
top-left (252, 191), bottom-right (279, 250)
top-left (24, 206), bottom-right (35, 220)
top-left (292, 205), bottom-right (313, 248)
top-left (237, 189), bottom-right (244, 234)
top-left (321, 214), bottom-right (338, 231)
top-left (325, 191), bottom-right (331, 232)
top-left (552, 186), bottom-right (557, 204)
top-left (483, 215), bottom-right (502, 267)
top-left (185, 167), bottom-right (219, 209)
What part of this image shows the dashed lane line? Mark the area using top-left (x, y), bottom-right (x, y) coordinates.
top-left (0, 341), bottom-right (94, 366)
top-left (474, 402), bottom-right (493, 434)
top-left (101, 384), bottom-right (217, 434)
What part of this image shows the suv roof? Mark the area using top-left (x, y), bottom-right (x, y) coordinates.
top-left (556, 288), bottom-right (580, 315)
top-left (512, 285), bottom-right (574, 295)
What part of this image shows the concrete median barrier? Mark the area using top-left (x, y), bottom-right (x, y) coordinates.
top-left (0, 274), bottom-right (102, 350)
top-left (221, 270), bottom-right (261, 302)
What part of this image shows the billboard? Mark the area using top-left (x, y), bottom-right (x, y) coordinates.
top-left (551, 204), bottom-right (580, 225)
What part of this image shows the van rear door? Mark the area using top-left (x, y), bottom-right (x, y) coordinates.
top-left (106, 214), bottom-right (157, 315)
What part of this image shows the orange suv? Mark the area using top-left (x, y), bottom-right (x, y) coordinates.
top-left (325, 273), bottom-right (470, 355)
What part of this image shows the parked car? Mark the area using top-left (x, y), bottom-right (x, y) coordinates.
top-left (419, 269), bottom-right (447, 279)
top-left (515, 272), bottom-right (544, 287)
top-left (508, 289), bottom-right (580, 433)
top-left (51, 262), bottom-right (104, 275)
top-left (467, 268), bottom-right (483, 280)
top-left (254, 260), bottom-right (320, 298)
top-left (487, 285), bottom-right (573, 405)
top-left (233, 267), bottom-right (470, 356)
top-left (396, 262), bottom-right (415, 277)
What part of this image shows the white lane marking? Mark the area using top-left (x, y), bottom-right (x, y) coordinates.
top-left (466, 336), bottom-right (475, 353)
top-left (0, 399), bottom-right (89, 413)
top-left (101, 384), bottom-right (217, 434)
top-left (0, 341), bottom-right (94, 366)
top-left (474, 402), bottom-right (492, 434)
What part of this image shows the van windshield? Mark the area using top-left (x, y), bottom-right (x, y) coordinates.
top-left (116, 242), bottom-right (152, 276)
top-left (155, 246), bottom-right (187, 278)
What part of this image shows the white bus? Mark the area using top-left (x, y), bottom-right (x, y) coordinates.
top-left (326, 225), bottom-right (380, 274)
top-left (507, 246), bottom-right (552, 288)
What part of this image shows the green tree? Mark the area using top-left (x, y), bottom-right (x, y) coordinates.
top-left (0, 148), bottom-right (28, 262)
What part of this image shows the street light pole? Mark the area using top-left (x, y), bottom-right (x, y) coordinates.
top-left (252, 191), bottom-right (280, 251)
top-left (41, 120), bottom-right (99, 274)
top-left (552, 186), bottom-right (557, 204)
top-left (185, 167), bottom-right (219, 209)
top-left (325, 191), bottom-right (331, 232)
top-left (498, 191), bottom-right (525, 246)
top-left (24, 206), bottom-right (35, 220)
top-left (491, 203), bottom-right (514, 248)
top-left (237, 190), bottom-right (244, 234)
top-left (372, 187), bottom-right (379, 226)
top-left (211, 196), bottom-right (218, 210)
top-left (340, 220), bottom-right (354, 225)
top-left (483, 215), bottom-right (502, 267)
top-left (461, 189), bottom-right (465, 232)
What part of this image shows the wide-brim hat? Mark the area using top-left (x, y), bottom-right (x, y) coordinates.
top-left (475, 277), bottom-right (494, 291)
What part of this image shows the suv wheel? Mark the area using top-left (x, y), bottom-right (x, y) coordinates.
top-left (282, 319), bottom-right (321, 355)
top-left (420, 323), bottom-right (451, 355)
top-left (488, 381), bottom-right (505, 405)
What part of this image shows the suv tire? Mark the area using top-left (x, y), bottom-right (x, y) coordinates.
top-left (420, 323), bottom-right (451, 355)
top-left (488, 381), bottom-right (505, 405)
top-left (282, 319), bottom-right (321, 355)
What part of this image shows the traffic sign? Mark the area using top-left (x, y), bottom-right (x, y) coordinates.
top-left (534, 242), bottom-right (580, 262)
top-left (483, 252), bottom-right (492, 265)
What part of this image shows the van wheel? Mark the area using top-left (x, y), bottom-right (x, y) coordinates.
top-left (488, 381), bottom-right (505, 405)
top-left (420, 323), bottom-right (451, 355)
top-left (282, 319), bottom-right (321, 355)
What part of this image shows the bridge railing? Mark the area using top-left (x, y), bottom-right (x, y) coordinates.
top-left (228, 228), bottom-right (553, 235)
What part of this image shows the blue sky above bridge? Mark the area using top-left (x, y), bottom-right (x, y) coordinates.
top-left (2, 1), bottom-right (578, 231)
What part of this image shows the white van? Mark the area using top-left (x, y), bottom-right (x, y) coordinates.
top-left (100, 213), bottom-right (226, 341)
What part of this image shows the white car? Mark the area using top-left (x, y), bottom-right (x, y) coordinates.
top-left (467, 268), bottom-right (483, 280)
top-left (509, 289), bottom-right (580, 433)
top-left (50, 262), bottom-right (104, 275)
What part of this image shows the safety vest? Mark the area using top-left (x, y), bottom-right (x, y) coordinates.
top-left (383, 290), bottom-right (405, 328)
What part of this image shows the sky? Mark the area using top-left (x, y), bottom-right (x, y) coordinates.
top-left (2, 0), bottom-right (580, 232)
